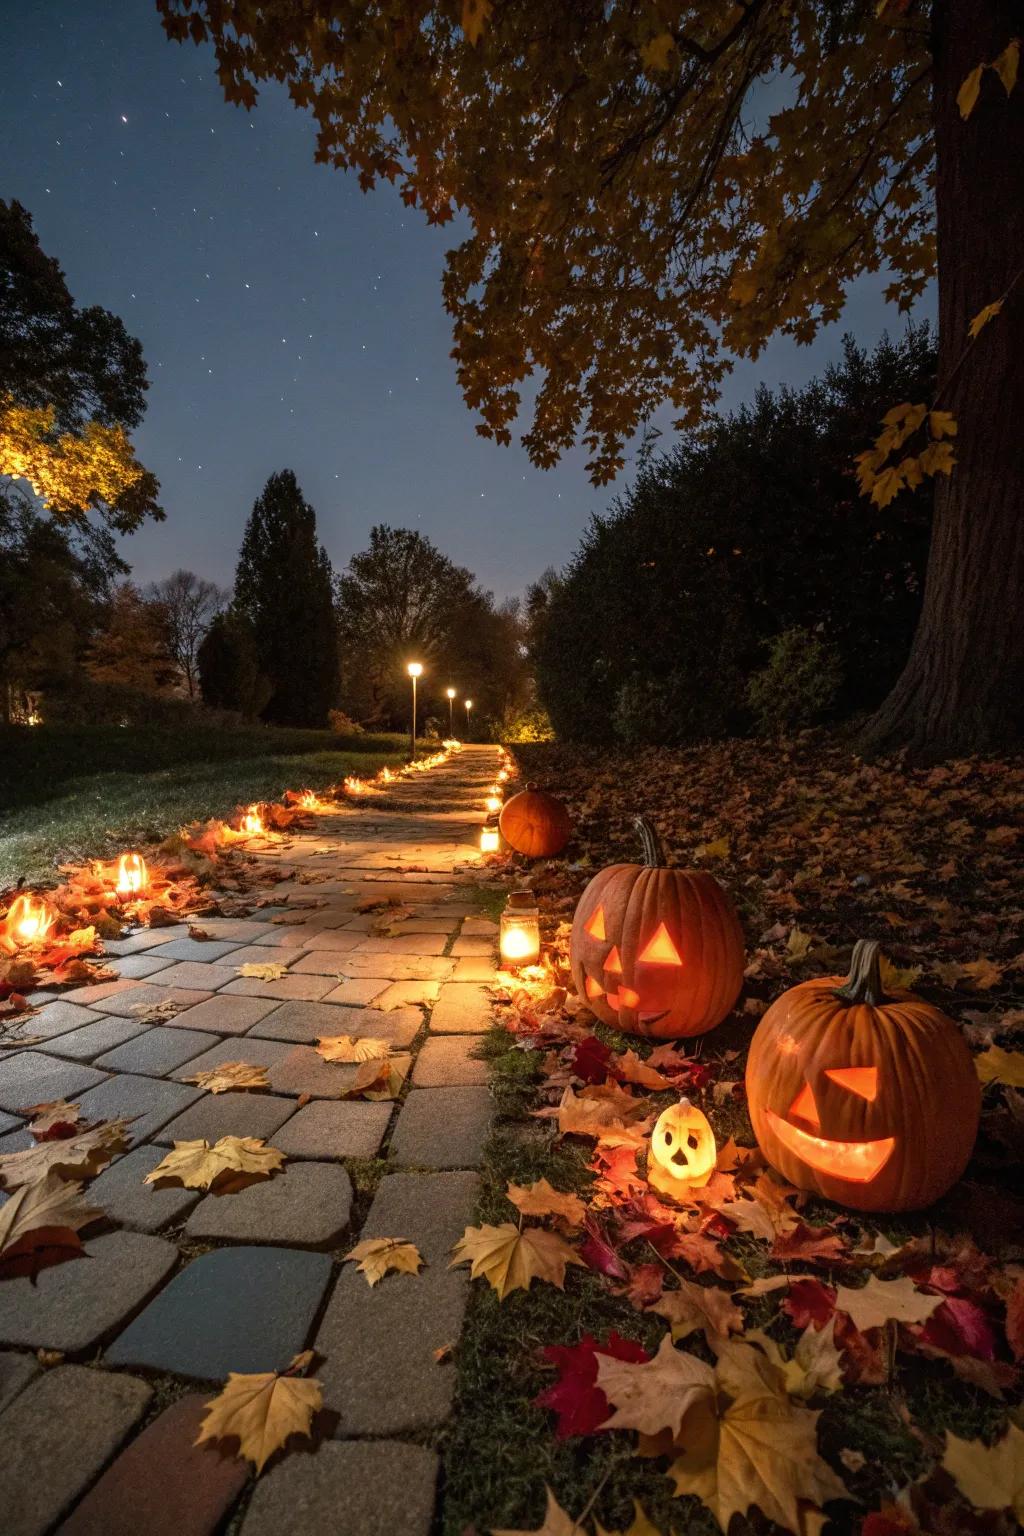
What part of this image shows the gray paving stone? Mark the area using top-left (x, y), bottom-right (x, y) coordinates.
top-left (411, 1035), bottom-right (489, 1087)
top-left (0, 1109), bottom-right (20, 1133)
top-left (76, 1072), bottom-right (203, 1142)
top-left (105, 927), bottom-right (189, 954)
top-left (25, 1001), bottom-right (112, 1040)
top-left (93, 1024), bottom-right (219, 1075)
top-left (0, 1350), bottom-right (38, 1414)
top-left (170, 1036), bottom-right (292, 1082)
top-left (248, 1001), bottom-right (421, 1048)
top-left (106, 952), bottom-right (177, 979)
top-left (353, 933), bottom-right (447, 956)
top-left (153, 960), bottom-right (241, 991)
top-left (226, 944), bottom-right (304, 968)
top-left (149, 936), bottom-right (243, 963)
top-left (0, 1051), bottom-right (108, 1114)
top-left (220, 974), bottom-right (337, 1002)
top-left (162, 994), bottom-right (280, 1035)
top-left (316, 1265), bottom-right (468, 1434)
top-left (429, 982), bottom-right (493, 1033)
top-left (85, 1145), bottom-right (203, 1231)
top-left (185, 1160), bottom-right (352, 1247)
top-left (267, 1044), bottom-right (410, 1100)
top-left (192, 918), bottom-right (276, 941)
top-left (287, 950), bottom-right (361, 976)
top-left (0, 1365), bottom-right (151, 1536)
top-left (154, 1091), bottom-right (297, 1146)
top-left (450, 935), bottom-right (496, 957)
top-left (84, 984), bottom-right (214, 1018)
top-left (461, 917), bottom-right (499, 935)
top-left (105, 1245), bottom-right (331, 1379)
top-left (0, 1230), bottom-right (178, 1352)
top-left (325, 955), bottom-right (454, 981)
top-left (371, 980), bottom-right (441, 1011)
top-left (287, 928), bottom-right (362, 951)
top-left (58, 977), bottom-right (150, 1006)
top-left (36, 1014), bottom-right (148, 1061)
top-left (389, 1086), bottom-right (490, 1169)
top-left (273, 1100), bottom-right (392, 1161)
top-left (241, 1440), bottom-right (438, 1536)
top-left (318, 977), bottom-right (384, 1006)
top-left (360, 1170), bottom-right (481, 1263)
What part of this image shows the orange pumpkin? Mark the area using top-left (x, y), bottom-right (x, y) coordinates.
top-left (499, 783), bottom-right (572, 858)
top-left (569, 817), bottom-right (744, 1039)
top-left (746, 940), bottom-right (980, 1212)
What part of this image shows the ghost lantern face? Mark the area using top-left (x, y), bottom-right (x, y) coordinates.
top-left (648, 1098), bottom-right (717, 1200)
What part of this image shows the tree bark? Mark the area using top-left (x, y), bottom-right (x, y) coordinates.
top-left (861, 0), bottom-right (1024, 757)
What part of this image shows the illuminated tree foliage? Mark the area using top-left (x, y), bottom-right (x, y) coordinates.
top-left (0, 200), bottom-right (160, 533)
top-left (160, 1), bottom-right (1022, 753)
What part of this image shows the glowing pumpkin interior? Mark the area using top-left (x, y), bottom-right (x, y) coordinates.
top-left (582, 907), bottom-right (684, 1018)
top-left (766, 1065), bottom-right (894, 1183)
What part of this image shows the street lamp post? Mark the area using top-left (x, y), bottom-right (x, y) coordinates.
top-left (464, 698), bottom-right (473, 742)
top-left (407, 662), bottom-right (423, 760)
top-left (446, 687), bottom-right (456, 739)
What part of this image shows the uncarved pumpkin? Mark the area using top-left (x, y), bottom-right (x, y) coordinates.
top-left (746, 940), bottom-right (980, 1213)
top-left (499, 783), bottom-right (572, 858)
top-left (569, 817), bottom-right (744, 1040)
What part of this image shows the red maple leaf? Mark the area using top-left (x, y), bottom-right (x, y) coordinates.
top-left (535, 1332), bottom-right (649, 1438)
top-left (784, 1277), bottom-right (837, 1330)
top-left (573, 1034), bottom-right (612, 1084)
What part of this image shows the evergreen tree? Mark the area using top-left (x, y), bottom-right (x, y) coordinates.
top-left (233, 470), bottom-right (338, 726)
top-left (197, 609), bottom-right (269, 718)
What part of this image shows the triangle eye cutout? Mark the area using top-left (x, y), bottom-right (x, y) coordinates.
top-left (638, 923), bottom-right (683, 966)
top-left (584, 906), bottom-right (606, 940)
top-left (585, 976), bottom-right (605, 1000)
top-left (825, 1067), bottom-right (879, 1101)
top-left (790, 1081), bottom-right (821, 1127)
top-left (604, 945), bottom-right (623, 975)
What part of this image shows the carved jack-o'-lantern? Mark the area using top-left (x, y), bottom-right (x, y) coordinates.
top-left (746, 940), bottom-right (980, 1213)
top-left (648, 1098), bottom-right (717, 1201)
top-left (569, 817), bottom-right (744, 1040)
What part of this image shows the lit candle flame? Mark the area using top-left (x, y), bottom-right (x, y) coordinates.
top-left (4, 894), bottom-right (57, 947)
top-left (240, 805), bottom-right (264, 836)
top-left (116, 851), bottom-right (149, 896)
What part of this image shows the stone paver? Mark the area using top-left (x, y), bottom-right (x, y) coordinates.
top-left (273, 1099), bottom-right (392, 1161)
top-left (76, 1072), bottom-right (203, 1141)
top-left (86, 1145), bottom-right (203, 1231)
top-left (154, 1091), bottom-right (298, 1146)
top-left (221, 975), bottom-right (337, 1002)
top-left (0, 1351), bottom-right (38, 1414)
top-left (169, 1036), bottom-right (293, 1081)
top-left (39, 1013), bottom-right (148, 1061)
top-left (25, 1001), bottom-right (113, 1040)
top-left (105, 927), bottom-right (189, 954)
top-left (242, 1441), bottom-right (438, 1536)
top-left (354, 933), bottom-right (447, 955)
top-left (371, 979), bottom-right (441, 1011)
top-left (429, 982), bottom-right (493, 1034)
top-left (358, 1170), bottom-right (480, 1261)
top-left (411, 1035), bottom-right (489, 1087)
top-left (185, 1160), bottom-right (352, 1247)
top-left (106, 1245), bottom-right (332, 1378)
top-left (81, 984), bottom-right (215, 1018)
top-left (267, 1044), bottom-right (411, 1099)
top-left (154, 960), bottom-right (240, 990)
top-left (59, 1392), bottom-right (249, 1536)
top-left (247, 1001), bottom-right (421, 1047)
top-left (107, 952), bottom-right (177, 979)
top-left (325, 955), bottom-right (454, 982)
top-left (94, 1024), bottom-right (220, 1075)
top-left (0, 1366), bottom-right (151, 1536)
top-left (450, 935), bottom-right (496, 956)
top-left (0, 1051), bottom-right (108, 1113)
top-left (0, 1231), bottom-right (178, 1352)
top-left (389, 1085), bottom-right (491, 1168)
top-left (163, 993), bottom-right (280, 1034)
top-left (150, 936), bottom-right (243, 963)
top-left (452, 956), bottom-right (495, 982)
top-left (319, 977), bottom-right (385, 1006)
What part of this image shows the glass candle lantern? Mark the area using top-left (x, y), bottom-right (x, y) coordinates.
top-left (116, 851), bottom-right (149, 897)
top-left (480, 820), bottom-right (501, 854)
top-left (500, 889), bottom-right (541, 968)
top-left (3, 893), bottom-right (57, 947)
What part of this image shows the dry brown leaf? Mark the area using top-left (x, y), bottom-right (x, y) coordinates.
top-left (975, 1044), bottom-right (1024, 1087)
top-left (184, 1061), bottom-right (270, 1095)
top-left (0, 1170), bottom-right (101, 1272)
top-left (596, 1334), bottom-right (715, 1436)
top-left (449, 1222), bottom-right (585, 1300)
top-left (648, 1278), bottom-right (744, 1344)
top-left (746, 1321), bottom-right (844, 1398)
top-left (0, 1119), bottom-right (132, 1190)
top-left (145, 1135), bottom-right (285, 1191)
top-left (19, 1099), bottom-right (83, 1140)
top-left (194, 1350), bottom-right (322, 1474)
top-left (236, 962), bottom-right (289, 981)
top-left (315, 1034), bottom-right (390, 1064)
top-left (505, 1177), bottom-right (587, 1229)
top-left (942, 1421), bottom-right (1024, 1522)
top-left (555, 1085), bottom-right (651, 1141)
top-left (615, 1049), bottom-right (672, 1090)
top-left (343, 1237), bottom-right (423, 1286)
top-left (343, 1052), bottom-right (410, 1101)
top-left (835, 1275), bottom-right (940, 1332)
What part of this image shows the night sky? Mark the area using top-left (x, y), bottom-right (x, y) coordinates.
top-left (4, 1), bottom-right (934, 600)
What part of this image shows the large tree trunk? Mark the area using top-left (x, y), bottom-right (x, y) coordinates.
top-left (861, 0), bottom-right (1024, 757)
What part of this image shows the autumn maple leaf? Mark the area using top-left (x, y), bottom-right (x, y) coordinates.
top-left (535, 1332), bottom-right (649, 1438)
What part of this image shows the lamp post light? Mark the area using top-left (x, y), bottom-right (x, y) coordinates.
top-left (407, 662), bottom-right (423, 760)
top-left (446, 687), bottom-right (457, 739)
top-left (464, 698), bottom-right (473, 742)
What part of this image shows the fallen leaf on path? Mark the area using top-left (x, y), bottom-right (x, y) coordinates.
top-left (596, 1333), bottom-right (715, 1436)
top-left (20, 1099), bottom-right (83, 1140)
top-left (0, 1170), bottom-right (101, 1276)
top-left (236, 963), bottom-right (289, 981)
top-left (185, 1062), bottom-right (270, 1095)
top-left (343, 1237), bottom-right (423, 1286)
top-left (315, 1034), bottom-right (389, 1064)
top-left (942, 1421), bottom-right (1024, 1522)
top-left (648, 1278), bottom-right (744, 1344)
top-left (343, 1051), bottom-right (409, 1100)
top-left (195, 1350), bottom-right (322, 1474)
top-left (506, 1178), bottom-right (587, 1229)
top-left (145, 1136), bottom-right (285, 1191)
top-left (450, 1222), bottom-right (585, 1300)
top-left (835, 1275), bottom-right (941, 1332)
top-left (0, 1119), bottom-right (132, 1190)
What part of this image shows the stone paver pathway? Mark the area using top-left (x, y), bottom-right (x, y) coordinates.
top-left (0, 744), bottom-right (503, 1536)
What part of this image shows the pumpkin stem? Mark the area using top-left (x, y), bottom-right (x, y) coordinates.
top-left (835, 940), bottom-right (887, 1006)
top-left (633, 816), bottom-right (666, 867)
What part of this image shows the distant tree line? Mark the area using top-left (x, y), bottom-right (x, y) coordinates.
top-left (528, 328), bottom-right (937, 744)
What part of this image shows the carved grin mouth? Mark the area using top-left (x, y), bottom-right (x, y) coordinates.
top-left (766, 1111), bottom-right (895, 1182)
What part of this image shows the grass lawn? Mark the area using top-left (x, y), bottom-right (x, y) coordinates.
top-left (0, 723), bottom-right (409, 884)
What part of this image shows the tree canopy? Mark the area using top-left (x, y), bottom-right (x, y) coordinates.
top-left (0, 200), bottom-right (161, 532)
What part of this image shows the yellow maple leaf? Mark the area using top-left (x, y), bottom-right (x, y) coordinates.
top-left (615, 1048), bottom-right (672, 1090)
top-left (315, 1033), bottom-right (389, 1063)
top-left (641, 33), bottom-right (676, 73)
top-left (236, 962), bottom-right (288, 981)
top-left (746, 1320), bottom-right (844, 1398)
top-left (834, 1275), bottom-right (940, 1331)
top-left (144, 1135), bottom-right (285, 1191)
top-left (505, 1177), bottom-right (588, 1228)
top-left (343, 1237), bottom-right (424, 1286)
top-left (195, 1351), bottom-right (322, 1475)
top-left (696, 835), bottom-right (731, 860)
top-left (992, 38), bottom-right (1020, 97)
top-left (597, 1334), bottom-right (715, 1436)
top-left (974, 1044), bottom-right (1024, 1087)
top-left (967, 300), bottom-right (1003, 340)
top-left (449, 1221), bottom-right (585, 1300)
top-left (184, 1061), bottom-right (270, 1095)
top-left (0, 1118), bottom-right (132, 1191)
top-left (927, 408), bottom-right (957, 438)
top-left (943, 1421), bottom-right (1024, 1522)
top-left (957, 63), bottom-right (984, 119)
top-left (343, 1051), bottom-right (410, 1101)
top-left (961, 956), bottom-right (1003, 990)
top-left (461, 0), bottom-right (492, 48)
